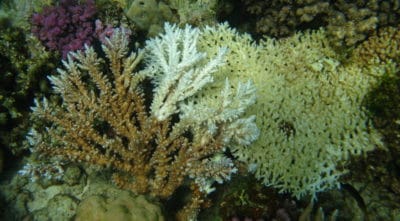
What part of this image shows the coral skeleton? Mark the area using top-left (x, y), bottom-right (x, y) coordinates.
top-left (28, 24), bottom-right (258, 219)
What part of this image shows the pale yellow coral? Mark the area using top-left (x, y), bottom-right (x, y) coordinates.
top-left (197, 23), bottom-right (384, 198)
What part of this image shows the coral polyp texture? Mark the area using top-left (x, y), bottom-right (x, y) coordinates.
top-left (196, 24), bottom-right (385, 199)
top-left (352, 26), bottom-right (400, 66)
top-left (31, 0), bottom-right (97, 58)
top-left (28, 24), bottom-right (258, 220)
top-left (241, 0), bottom-right (400, 47)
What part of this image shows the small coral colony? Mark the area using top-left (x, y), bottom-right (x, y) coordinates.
top-left (1, 0), bottom-right (400, 220)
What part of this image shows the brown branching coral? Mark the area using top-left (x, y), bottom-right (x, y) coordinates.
top-left (242, 0), bottom-right (330, 37)
top-left (28, 25), bottom-right (258, 219)
top-left (240, 0), bottom-right (400, 47)
top-left (29, 35), bottom-right (177, 195)
top-left (352, 26), bottom-right (400, 66)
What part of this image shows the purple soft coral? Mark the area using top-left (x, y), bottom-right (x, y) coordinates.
top-left (31, 0), bottom-right (97, 58)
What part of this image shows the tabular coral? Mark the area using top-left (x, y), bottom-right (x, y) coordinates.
top-left (196, 23), bottom-right (385, 199)
top-left (31, 0), bottom-right (97, 58)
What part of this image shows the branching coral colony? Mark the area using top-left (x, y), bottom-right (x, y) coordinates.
top-left (27, 24), bottom-right (259, 219)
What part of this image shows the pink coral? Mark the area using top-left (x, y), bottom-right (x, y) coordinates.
top-left (31, 0), bottom-right (97, 58)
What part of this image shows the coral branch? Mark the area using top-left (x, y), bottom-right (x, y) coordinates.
top-left (29, 24), bottom-right (258, 219)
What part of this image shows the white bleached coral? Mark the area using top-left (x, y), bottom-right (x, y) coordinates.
top-left (28, 24), bottom-right (259, 220)
top-left (145, 23), bottom-right (228, 121)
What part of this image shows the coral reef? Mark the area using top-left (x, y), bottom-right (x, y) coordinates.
top-left (31, 0), bottom-right (97, 58)
top-left (326, 1), bottom-right (379, 47)
top-left (352, 26), bottom-right (400, 66)
top-left (350, 31), bottom-right (400, 216)
top-left (240, 0), bottom-right (400, 47)
top-left (123, 0), bottom-right (222, 36)
top-left (214, 175), bottom-right (301, 220)
top-left (124, 0), bottom-right (178, 36)
top-left (166, 0), bottom-right (220, 26)
top-left (94, 0), bottom-right (134, 34)
top-left (241, 0), bottom-right (330, 37)
top-left (1, 160), bottom-right (167, 221)
top-left (196, 23), bottom-right (385, 198)
top-left (298, 201), bottom-right (339, 221)
top-left (0, 0), bottom-right (56, 156)
top-left (28, 24), bottom-right (258, 219)
top-left (0, 162), bottom-right (85, 220)
top-left (1, 0), bottom-right (400, 219)
top-left (76, 194), bottom-right (164, 221)
top-left (344, 63), bottom-right (400, 220)
top-left (0, 22), bottom-right (55, 155)
top-left (198, 174), bottom-right (367, 220)
top-left (0, 0), bottom-right (52, 31)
